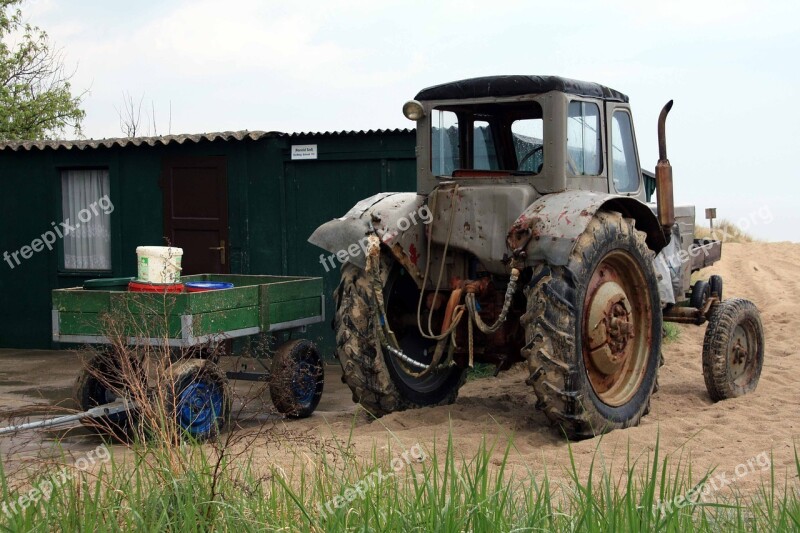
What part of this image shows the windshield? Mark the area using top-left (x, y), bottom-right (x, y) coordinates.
top-left (431, 101), bottom-right (544, 177)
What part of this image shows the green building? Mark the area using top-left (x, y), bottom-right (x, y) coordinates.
top-left (0, 129), bottom-right (416, 353)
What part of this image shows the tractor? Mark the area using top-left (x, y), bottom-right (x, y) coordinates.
top-left (310, 75), bottom-right (764, 438)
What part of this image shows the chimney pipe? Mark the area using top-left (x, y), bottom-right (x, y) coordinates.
top-left (656, 100), bottom-right (675, 236)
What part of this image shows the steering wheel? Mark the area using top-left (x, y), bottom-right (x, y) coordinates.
top-left (517, 145), bottom-right (544, 171)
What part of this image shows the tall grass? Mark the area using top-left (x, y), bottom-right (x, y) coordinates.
top-left (695, 220), bottom-right (759, 244)
top-left (1, 429), bottom-right (798, 532)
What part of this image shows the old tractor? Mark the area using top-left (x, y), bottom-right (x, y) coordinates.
top-left (310, 75), bottom-right (764, 438)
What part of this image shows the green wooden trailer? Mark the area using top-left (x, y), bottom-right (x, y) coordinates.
top-left (49, 274), bottom-right (326, 441)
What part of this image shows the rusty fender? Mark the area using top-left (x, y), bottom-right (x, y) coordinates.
top-left (308, 192), bottom-right (431, 280)
top-left (506, 190), bottom-right (668, 266)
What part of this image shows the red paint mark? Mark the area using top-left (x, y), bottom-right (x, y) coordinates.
top-left (409, 243), bottom-right (420, 265)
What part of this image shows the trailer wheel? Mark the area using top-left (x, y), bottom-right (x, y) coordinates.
top-left (523, 211), bottom-right (661, 439)
top-left (702, 298), bottom-right (764, 401)
top-left (269, 339), bottom-right (324, 418)
top-left (164, 359), bottom-right (231, 441)
top-left (691, 280), bottom-right (711, 309)
top-left (74, 350), bottom-right (142, 441)
top-left (709, 275), bottom-right (723, 300)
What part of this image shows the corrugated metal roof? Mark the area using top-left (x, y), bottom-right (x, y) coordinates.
top-left (0, 130), bottom-right (280, 152)
top-left (289, 128), bottom-right (413, 138)
top-left (0, 128), bottom-right (415, 152)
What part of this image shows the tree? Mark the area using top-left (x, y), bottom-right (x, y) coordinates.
top-left (0, 0), bottom-right (85, 140)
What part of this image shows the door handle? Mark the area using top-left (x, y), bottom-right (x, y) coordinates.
top-left (209, 240), bottom-right (226, 265)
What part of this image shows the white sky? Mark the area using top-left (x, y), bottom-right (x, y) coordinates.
top-left (23, 0), bottom-right (800, 241)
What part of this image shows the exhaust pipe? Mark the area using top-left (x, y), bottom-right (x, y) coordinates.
top-left (656, 100), bottom-right (675, 236)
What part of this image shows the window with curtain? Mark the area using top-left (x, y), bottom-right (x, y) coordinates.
top-left (61, 169), bottom-right (112, 270)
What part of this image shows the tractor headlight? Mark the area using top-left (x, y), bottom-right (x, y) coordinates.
top-left (402, 100), bottom-right (425, 121)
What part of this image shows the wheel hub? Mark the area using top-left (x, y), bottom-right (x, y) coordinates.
top-left (586, 280), bottom-right (634, 376)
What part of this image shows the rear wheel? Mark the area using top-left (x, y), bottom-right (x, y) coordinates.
top-left (334, 260), bottom-right (467, 417)
top-left (269, 339), bottom-right (324, 418)
top-left (523, 212), bottom-right (661, 439)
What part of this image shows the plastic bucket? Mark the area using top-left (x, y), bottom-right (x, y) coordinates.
top-left (185, 281), bottom-right (235, 293)
top-left (128, 280), bottom-right (185, 293)
top-left (136, 246), bottom-right (183, 283)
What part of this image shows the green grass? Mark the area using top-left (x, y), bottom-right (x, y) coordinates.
top-left (663, 323), bottom-right (681, 344)
top-left (1, 430), bottom-right (798, 532)
top-left (467, 363), bottom-right (496, 381)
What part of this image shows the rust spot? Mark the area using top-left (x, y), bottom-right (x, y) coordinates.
top-left (408, 243), bottom-right (419, 265)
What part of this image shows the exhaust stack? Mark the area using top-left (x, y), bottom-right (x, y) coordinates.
top-left (656, 100), bottom-right (675, 236)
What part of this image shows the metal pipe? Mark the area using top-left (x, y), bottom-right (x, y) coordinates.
top-left (656, 100), bottom-right (675, 236)
top-left (0, 400), bottom-right (133, 436)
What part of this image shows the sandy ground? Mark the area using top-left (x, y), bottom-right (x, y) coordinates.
top-left (1, 242), bottom-right (798, 496)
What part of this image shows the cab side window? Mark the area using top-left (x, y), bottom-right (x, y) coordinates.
top-left (567, 101), bottom-right (601, 175)
top-left (610, 111), bottom-right (640, 193)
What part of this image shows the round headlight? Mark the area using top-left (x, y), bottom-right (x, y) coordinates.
top-left (402, 100), bottom-right (425, 121)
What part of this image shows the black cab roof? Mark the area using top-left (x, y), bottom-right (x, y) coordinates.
top-left (415, 75), bottom-right (628, 103)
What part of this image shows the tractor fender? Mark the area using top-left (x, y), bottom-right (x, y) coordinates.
top-left (308, 192), bottom-right (431, 278)
top-left (507, 190), bottom-right (668, 267)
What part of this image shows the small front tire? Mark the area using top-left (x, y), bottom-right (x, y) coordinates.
top-left (702, 298), bottom-right (764, 401)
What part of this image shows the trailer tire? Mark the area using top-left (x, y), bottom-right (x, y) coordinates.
top-left (709, 275), bottom-right (723, 300)
top-left (269, 339), bottom-right (324, 418)
top-left (164, 359), bottom-right (231, 441)
top-left (74, 350), bottom-right (143, 442)
top-left (691, 280), bottom-right (711, 309)
top-left (522, 212), bottom-right (661, 439)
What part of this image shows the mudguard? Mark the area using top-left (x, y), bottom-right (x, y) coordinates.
top-left (506, 190), bottom-right (668, 267)
top-left (308, 192), bottom-right (431, 278)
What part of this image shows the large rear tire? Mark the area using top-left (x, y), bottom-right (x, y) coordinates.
top-left (522, 211), bottom-right (662, 439)
top-left (334, 260), bottom-right (467, 417)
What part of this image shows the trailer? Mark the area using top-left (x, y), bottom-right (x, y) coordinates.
top-left (42, 273), bottom-right (326, 441)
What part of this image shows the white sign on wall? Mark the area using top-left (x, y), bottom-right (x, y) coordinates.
top-left (291, 144), bottom-right (318, 160)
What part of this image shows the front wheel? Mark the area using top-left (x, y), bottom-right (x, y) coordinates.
top-left (523, 212), bottom-right (662, 439)
top-left (163, 359), bottom-right (231, 441)
top-left (334, 260), bottom-right (467, 417)
top-left (702, 298), bottom-right (764, 401)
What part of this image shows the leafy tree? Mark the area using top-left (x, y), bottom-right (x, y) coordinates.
top-left (0, 0), bottom-right (85, 140)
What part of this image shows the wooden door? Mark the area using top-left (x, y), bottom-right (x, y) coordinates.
top-left (162, 157), bottom-right (229, 275)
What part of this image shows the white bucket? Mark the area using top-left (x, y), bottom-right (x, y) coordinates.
top-left (136, 246), bottom-right (184, 283)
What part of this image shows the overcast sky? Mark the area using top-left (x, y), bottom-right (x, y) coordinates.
top-left (24, 0), bottom-right (799, 241)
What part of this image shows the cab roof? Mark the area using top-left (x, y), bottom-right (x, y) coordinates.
top-left (414, 75), bottom-right (628, 103)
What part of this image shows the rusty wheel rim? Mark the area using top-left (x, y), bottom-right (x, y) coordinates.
top-left (582, 250), bottom-right (653, 407)
top-left (729, 321), bottom-right (758, 387)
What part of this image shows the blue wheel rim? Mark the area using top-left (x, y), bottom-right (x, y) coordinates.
top-left (292, 359), bottom-right (318, 407)
top-left (176, 381), bottom-right (223, 436)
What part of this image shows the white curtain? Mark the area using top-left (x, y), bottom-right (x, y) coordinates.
top-left (61, 169), bottom-right (112, 270)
